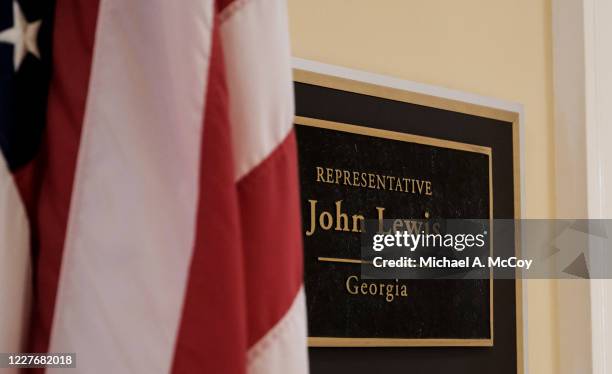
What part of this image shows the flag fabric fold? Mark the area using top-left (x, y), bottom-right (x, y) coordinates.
top-left (1, 0), bottom-right (308, 372)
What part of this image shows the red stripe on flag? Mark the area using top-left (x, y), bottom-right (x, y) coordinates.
top-left (216, 0), bottom-right (238, 13)
top-left (171, 15), bottom-right (248, 374)
top-left (237, 132), bottom-right (303, 347)
top-left (27, 0), bottom-right (100, 357)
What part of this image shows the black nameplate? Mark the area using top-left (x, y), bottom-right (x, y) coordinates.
top-left (294, 68), bottom-right (521, 374)
top-left (296, 117), bottom-right (492, 346)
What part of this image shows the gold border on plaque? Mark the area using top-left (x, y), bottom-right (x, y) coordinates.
top-left (296, 116), bottom-right (494, 347)
top-left (294, 68), bottom-right (522, 366)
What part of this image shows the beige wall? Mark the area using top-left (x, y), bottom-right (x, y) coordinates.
top-left (287, 0), bottom-right (558, 373)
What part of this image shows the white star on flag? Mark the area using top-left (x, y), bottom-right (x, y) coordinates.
top-left (0, 0), bottom-right (42, 71)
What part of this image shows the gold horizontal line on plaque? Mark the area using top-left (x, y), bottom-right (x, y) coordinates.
top-left (308, 337), bottom-right (493, 347)
top-left (317, 257), bottom-right (371, 265)
top-left (294, 116), bottom-right (492, 156)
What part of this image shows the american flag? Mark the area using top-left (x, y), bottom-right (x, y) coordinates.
top-left (0, 0), bottom-right (308, 373)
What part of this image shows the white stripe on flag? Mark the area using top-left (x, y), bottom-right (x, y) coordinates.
top-left (220, 0), bottom-right (295, 180)
top-left (0, 158), bottom-right (30, 362)
top-left (48, 1), bottom-right (213, 373)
